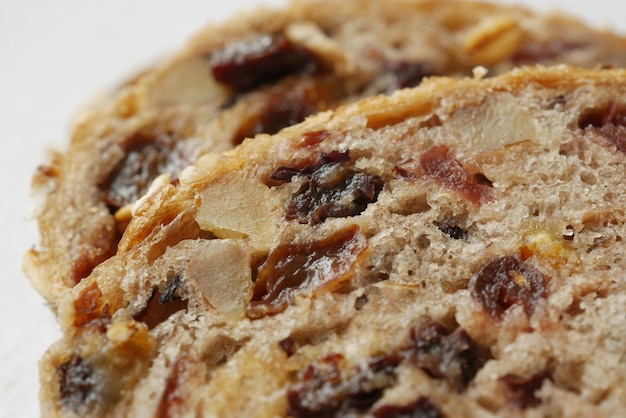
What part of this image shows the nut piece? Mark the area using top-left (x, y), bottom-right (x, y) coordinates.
top-left (462, 16), bottom-right (523, 66)
top-left (196, 172), bottom-right (281, 248)
top-left (186, 239), bottom-right (253, 321)
top-left (144, 56), bottom-right (230, 106)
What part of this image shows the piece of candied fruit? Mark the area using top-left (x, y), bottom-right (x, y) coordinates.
top-left (470, 255), bottom-right (547, 319)
top-left (419, 145), bottom-right (493, 204)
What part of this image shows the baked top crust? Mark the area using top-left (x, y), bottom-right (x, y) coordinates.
top-left (24, 0), bottom-right (626, 305)
top-left (41, 65), bottom-right (626, 417)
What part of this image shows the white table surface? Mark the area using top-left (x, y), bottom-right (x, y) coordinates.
top-left (1, 1), bottom-right (624, 416)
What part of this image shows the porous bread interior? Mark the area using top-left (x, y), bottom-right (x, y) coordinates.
top-left (41, 66), bottom-right (626, 417)
top-left (24, 0), bottom-right (626, 306)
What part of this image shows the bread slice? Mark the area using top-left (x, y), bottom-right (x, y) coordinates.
top-left (24, 0), bottom-right (626, 306)
top-left (40, 65), bottom-right (626, 417)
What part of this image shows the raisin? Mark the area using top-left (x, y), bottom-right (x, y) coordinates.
top-left (247, 225), bottom-right (367, 318)
top-left (470, 255), bottom-right (547, 319)
top-left (73, 282), bottom-right (110, 330)
top-left (58, 355), bottom-right (99, 414)
top-left (287, 353), bottom-right (400, 417)
top-left (277, 150), bottom-right (384, 225)
top-left (387, 61), bottom-right (435, 91)
top-left (578, 102), bottom-right (626, 154)
top-left (134, 275), bottom-right (188, 329)
top-left (101, 132), bottom-right (190, 213)
top-left (372, 396), bottom-right (444, 418)
top-left (279, 337), bottom-right (298, 357)
top-left (231, 84), bottom-right (332, 145)
top-left (354, 294), bottom-right (369, 310)
top-left (420, 145), bottom-right (493, 204)
top-left (499, 370), bottom-right (553, 409)
top-left (434, 218), bottom-right (468, 241)
top-left (409, 321), bottom-right (489, 391)
top-left (210, 34), bottom-right (320, 91)
top-left (512, 40), bottom-right (587, 66)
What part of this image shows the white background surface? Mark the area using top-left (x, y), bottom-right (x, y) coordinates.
top-left (0, 1), bottom-right (624, 416)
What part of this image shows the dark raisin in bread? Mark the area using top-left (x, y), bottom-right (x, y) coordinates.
top-left (24, 0), bottom-right (626, 306)
top-left (41, 66), bottom-right (626, 417)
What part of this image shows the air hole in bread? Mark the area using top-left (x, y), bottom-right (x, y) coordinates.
top-left (134, 273), bottom-right (188, 330)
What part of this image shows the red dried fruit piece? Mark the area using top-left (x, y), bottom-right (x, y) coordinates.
top-left (499, 370), bottom-right (553, 409)
top-left (420, 145), bottom-right (493, 204)
top-left (73, 282), bottom-right (110, 330)
top-left (372, 396), bottom-right (444, 418)
top-left (301, 130), bottom-right (331, 147)
top-left (58, 355), bottom-right (99, 414)
top-left (578, 102), bottom-right (626, 154)
top-left (287, 353), bottom-right (400, 417)
top-left (409, 321), bottom-right (489, 391)
top-left (470, 255), bottom-right (547, 319)
top-left (210, 34), bottom-right (320, 91)
top-left (247, 225), bottom-right (367, 318)
top-left (100, 132), bottom-right (191, 214)
top-left (386, 61), bottom-right (436, 91)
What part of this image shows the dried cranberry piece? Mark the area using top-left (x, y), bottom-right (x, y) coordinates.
top-left (409, 321), bottom-right (489, 391)
top-left (287, 353), bottom-right (400, 418)
top-left (471, 255), bottom-right (547, 319)
top-left (372, 396), bottom-right (444, 418)
top-left (499, 370), bottom-right (553, 409)
top-left (387, 61), bottom-right (435, 91)
top-left (210, 34), bottom-right (320, 91)
top-left (247, 225), bottom-right (367, 318)
top-left (58, 355), bottom-right (99, 413)
top-left (420, 145), bottom-right (493, 204)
